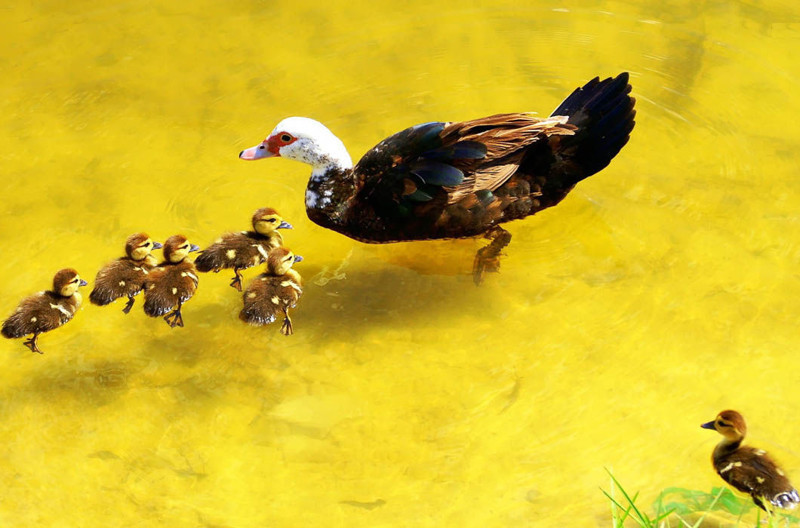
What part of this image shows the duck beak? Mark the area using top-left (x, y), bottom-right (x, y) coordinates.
top-left (152, 241), bottom-right (163, 249)
top-left (701, 421), bottom-right (716, 430)
top-left (239, 139), bottom-right (278, 160)
top-left (278, 220), bottom-right (293, 230)
top-left (79, 279), bottom-right (88, 287)
top-left (190, 244), bottom-right (200, 252)
top-left (294, 255), bottom-right (303, 263)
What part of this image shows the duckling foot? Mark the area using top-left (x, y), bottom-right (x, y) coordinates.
top-left (229, 274), bottom-right (243, 292)
top-left (473, 226), bottom-right (512, 285)
top-left (280, 315), bottom-right (294, 336)
top-left (23, 335), bottom-right (43, 354)
top-left (163, 310), bottom-right (184, 328)
top-left (122, 296), bottom-right (135, 314)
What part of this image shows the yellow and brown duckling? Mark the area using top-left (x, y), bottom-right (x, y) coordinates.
top-left (143, 235), bottom-right (200, 328)
top-left (195, 207), bottom-right (292, 291)
top-left (239, 247), bottom-right (303, 335)
top-left (2, 268), bottom-right (87, 353)
top-left (90, 233), bottom-right (163, 313)
top-left (702, 410), bottom-right (800, 511)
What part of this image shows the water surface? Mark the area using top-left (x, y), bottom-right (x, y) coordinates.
top-left (2, 1), bottom-right (800, 526)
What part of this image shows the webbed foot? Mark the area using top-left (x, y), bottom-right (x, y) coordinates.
top-left (473, 226), bottom-right (512, 285)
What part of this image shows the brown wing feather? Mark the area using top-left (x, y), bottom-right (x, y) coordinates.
top-left (195, 232), bottom-right (282, 272)
top-left (440, 114), bottom-right (573, 205)
top-left (2, 292), bottom-right (75, 337)
top-left (717, 447), bottom-right (797, 505)
top-left (90, 258), bottom-right (150, 306)
top-left (240, 274), bottom-right (302, 326)
top-left (143, 262), bottom-right (198, 316)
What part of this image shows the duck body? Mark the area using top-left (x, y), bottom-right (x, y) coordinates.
top-left (702, 410), bottom-right (800, 511)
top-left (2, 268), bottom-right (88, 353)
top-left (143, 235), bottom-right (200, 328)
top-left (195, 208), bottom-right (292, 291)
top-left (240, 247), bottom-right (303, 335)
top-left (240, 73), bottom-right (635, 245)
top-left (90, 233), bottom-right (162, 313)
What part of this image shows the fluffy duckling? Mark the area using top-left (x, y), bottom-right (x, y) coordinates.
top-left (702, 410), bottom-right (800, 511)
top-left (195, 207), bottom-right (292, 291)
top-left (90, 233), bottom-right (163, 313)
top-left (239, 247), bottom-right (303, 335)
top-left (143, 235), bottom-right (200, 328)
top-left (2, 269), bottom-right (88, 353)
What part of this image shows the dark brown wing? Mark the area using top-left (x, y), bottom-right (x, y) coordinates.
top-left (2, 292), bottom-right (75, 337)
top-left (716, 447), bottom-right (799, 508)
top-left (143, 263), bottom-right (199, 317)
top-left (195, 232), bottom-right (281, 272)
top-left (239, 274), bottom-right (302, 326)
top-left (90, 258), bottom-right (150, 306)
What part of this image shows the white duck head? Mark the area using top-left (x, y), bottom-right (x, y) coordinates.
top-left (239, 117), bottom-right (353, 179)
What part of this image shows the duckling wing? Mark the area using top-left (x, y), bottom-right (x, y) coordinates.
top-left (143, 264), bottom-right (198, 316)
top-left (195, 232), bottom-right (279, 272)
top-left (717, 448), bottom-right (798, 508)
top-left (90, 258), bottom-right (149, 306)
top-left (239, 275), bottom-right (301, 325)
top-left (2, 292), bottom-right (73, 337)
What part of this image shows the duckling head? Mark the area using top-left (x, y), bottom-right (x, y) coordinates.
top-left (53, 268), bottom-right (88, 297)
top-left (125, 232), bottom-right (163, 261)
top-left (702, 410), bottom-right (747, 442)
top-left (163, 235), bottom-right (200, 263)
top-left (252, 207), bottom-right (293, 235)
top-left (267, 247), bottom-right (303, 276)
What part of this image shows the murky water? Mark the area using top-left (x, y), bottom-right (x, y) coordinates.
top-left (2, 1), bottom-right (800, 526)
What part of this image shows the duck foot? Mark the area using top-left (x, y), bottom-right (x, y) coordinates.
top-left (23, 334), bottom-right (43, 354)
top-left (229, 271), bottom-right (243, 292)
top-left (473, 226), bottom-right (512, 285)
top-left (163, 309), bottom-right (184, 328)
top-left (280, 313), bottom-right (294, 336)
top-left (122, 296), bottom-right (135, 314)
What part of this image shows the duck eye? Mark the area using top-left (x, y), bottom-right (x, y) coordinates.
top-left (280, 134), bottom-right (292, 142)
top-left (141, 242), bottom-right (150, 247)
top-left (267, 218), bottom-right (277, 223)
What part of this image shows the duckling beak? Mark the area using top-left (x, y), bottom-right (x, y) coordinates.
top-left (153, 241), bottom-right (163, 249)
top-left (701, 421), bottom-right (716, 430)
top-left (239, 139), bottom-right (278, 160)
top-left (189, 244), bottom-right (200, 252)
top-left (278, 221), bottom-right (293, 230)
top-left (294, 255), bottom-right (303, 263)
top-left (79, 279), bottom-right (88, 287)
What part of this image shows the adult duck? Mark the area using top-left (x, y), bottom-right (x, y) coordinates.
top-left (240, 73), bottom-right (635, 283)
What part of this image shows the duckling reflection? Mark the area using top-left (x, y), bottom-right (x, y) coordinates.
top-left (2, 268), bottom-right (88, 353)
top-left (195, 207), bottom-right (292, 291)
top-left (240, 247), bottom-right (303, 335)
top-left (90, 233), bottom-right (163, 313)
top-left (143, 235), bottom-right (200, 328)
top-left (702, 410), bottom-right (800, 511)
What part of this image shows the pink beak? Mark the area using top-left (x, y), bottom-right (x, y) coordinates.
top-left (239, 139), bottom-right (278, 160)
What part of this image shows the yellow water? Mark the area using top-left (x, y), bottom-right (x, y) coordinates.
top-left (2, 1), bottom-right (800, 526)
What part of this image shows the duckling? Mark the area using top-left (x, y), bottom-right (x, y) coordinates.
top-left (239, 247), bottom-right (303, 335)
top-left (702, 410), bottom-right (800, 511)
top-left (2, 268), bottom-right (88, 353)
top-left (195, 207), bottom-right (292, 291)
top-left (90, 233), bottom-right (163, 313)
top-left (143, 235), bottom-right (200, 328)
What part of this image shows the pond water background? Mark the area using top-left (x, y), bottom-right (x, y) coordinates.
top-left (2, 1), bottom-right (800, 526)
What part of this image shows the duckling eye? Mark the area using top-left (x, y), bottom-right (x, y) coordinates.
top-left (266, 218), bottom-right (277, 223)
top-left (141, 242), bottom-right (150, 248)
top-left (280, 134), bottom-right (292, 142)
top-left (180, 244), bottom-right (189, 250)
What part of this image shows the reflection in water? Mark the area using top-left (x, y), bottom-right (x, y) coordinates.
top-left (1, 1), bottom-right (800, 527)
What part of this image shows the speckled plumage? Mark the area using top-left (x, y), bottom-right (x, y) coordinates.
top-left (195, 207), bottom-right (292, 291)
top-left (143, 235), bottom-right (200, 328)
top-left (702, 410), bottom-right (800, 511)
top-left (2, 268), bottom-right (87, 353)
top-left (90, 233), bottom-right (161, 313)
top-left (239, 247), bottom-right (303, 335)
